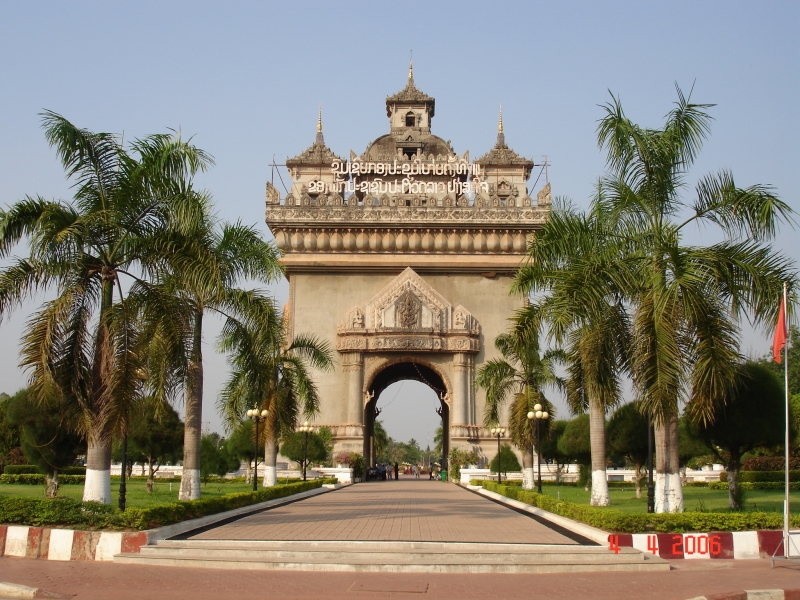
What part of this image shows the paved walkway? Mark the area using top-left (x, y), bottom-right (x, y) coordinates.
top-left (189, 479), bottom-right (577, 544)
top-left (3, 558), bottom-right (800, 599)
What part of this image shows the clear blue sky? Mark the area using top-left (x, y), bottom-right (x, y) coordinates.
top-left (0, 2), bottom-right (797, 447)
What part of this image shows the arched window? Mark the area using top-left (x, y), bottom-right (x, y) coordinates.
top-left (405, 111), bottom-right (416, 127)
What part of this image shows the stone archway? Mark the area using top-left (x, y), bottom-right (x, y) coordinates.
top-left (362, 358), bottom-right (451, 468)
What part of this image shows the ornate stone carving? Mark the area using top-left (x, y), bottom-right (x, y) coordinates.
top-left (266, 181), bottom-right (281, 205)
top-left (537, 182), bottom-right (552, 206)
top-left (396, 291), bottom-right (420, 329)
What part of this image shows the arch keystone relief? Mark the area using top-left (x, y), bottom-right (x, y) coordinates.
top-left (267, 75), bottom-right (549, 468)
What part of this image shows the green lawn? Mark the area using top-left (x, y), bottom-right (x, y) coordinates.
top-left (538, 484), bottom-right (799, 514)
top-left (0, 478), bottom-right (265, 508)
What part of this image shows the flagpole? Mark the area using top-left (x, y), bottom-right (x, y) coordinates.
top-left (784, 281), bottom-right (790, 558)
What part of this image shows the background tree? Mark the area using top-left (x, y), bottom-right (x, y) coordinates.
top-left (433, 424), bottom-right (444, 459)
top-left (199, 433), bottom-right (238, 483)
top-left (477, 327), bottom-right (564, 490)
top-left (557, 415), bottom-right (592, 488)
top-left (0, 392), bottom-right (22, 474)
top-left (373, 420), bottom-right (390, 463)
top-left (6, 388), bottom-right (83, 497)
top-left (125, 398), bottom-right (183, 492)
top-left (224, 419), bottom-right (261, 483)
top-left (0, 112), bottom-right (212, 503)
top-left (538, 420), bottom-right (570, 483)
top-left (489, 443), bottom-right (522, 475)
top-left (316, 426), bottom-right (334, 467)
top-left (607, 403), bottom-right (649, 498)
top-left (678, 416), bottom-right (713, 470)
top-left (692, 361), bottom-right (789, 509)
top-left (279, 431), bottom-right (328, 471)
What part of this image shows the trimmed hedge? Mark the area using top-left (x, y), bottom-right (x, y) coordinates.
top-left (0, 479), bottom-right (336, 530)
top-left (0, 474), bottom-right (85, 485)
top-left (719, 470), bottom-right (800, 483)
top-left (2, 465), bottom-right (85, 476)
top-left (708, 481), bottom-right (800, 491)
top-left (743, 457), bottom-right (800, 471)
top-left (476, 481), bottom-right (800, 534)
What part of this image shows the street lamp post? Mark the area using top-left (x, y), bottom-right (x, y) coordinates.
top-left (298, 422), bottom-right (312, 481)
top-left (490, 426), bottom-right (506, 484)
top-left (527, 404), bottom-right (549, 494)
top-left (247, 407), bottom-right (269, 492)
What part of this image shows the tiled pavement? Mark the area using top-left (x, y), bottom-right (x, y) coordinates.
top-left (190, 479), bottom-right (577, 544)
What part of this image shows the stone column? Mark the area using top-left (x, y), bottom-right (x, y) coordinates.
top-left (342, 352), bottom-right (364, 425)
top-left (452, 353), bottom-right (469, 424)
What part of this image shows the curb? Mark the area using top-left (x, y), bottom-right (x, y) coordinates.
top-left (687, 590), bottom-right (800, 600)
top-left (0, 484), bottom-right (343, 562)
top-left (609, 531), bottom-right (791, 560)
top-left (0, 582), bottom-right (72, 599)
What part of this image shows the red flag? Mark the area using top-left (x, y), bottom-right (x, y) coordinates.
top-left (774, 295), bottom-right (787, 363)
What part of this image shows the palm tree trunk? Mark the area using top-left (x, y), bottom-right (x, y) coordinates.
top-left (83, 436), bottom-right (112, 503)
top-left (264, 438), bottom-right (278, 487)
top-left (521, 449), bottom-right (534, 490)
top-left (83, 278), bottom-right (114, 504)
top-left (179, 311), bottom-right (203, 501)
top-left (728, 449), bottom-right (742, 510)
top-left (654, 413), bottom-right (683, 513)
top-left (589, 396), bottom-right (610, 506)
top-left (45, 468), bottom-right (59, 499)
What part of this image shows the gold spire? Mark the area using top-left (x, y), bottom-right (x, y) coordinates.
top-left (408, 52), bottom-right (414, 85)
top-left (498, 104), bottom-right (503, 133)
top-left (315, 105), bottom-right (324, 145)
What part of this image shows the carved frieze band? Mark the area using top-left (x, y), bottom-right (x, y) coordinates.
top-left (337, 333), bottom-right (479, 353)
top-left (266, 205), bottom-right (547, 224)
top-left (272, 227), bottom-right (531, 254)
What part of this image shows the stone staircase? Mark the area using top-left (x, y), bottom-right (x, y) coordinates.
top-left (115, 539), bottom-right (669, 573)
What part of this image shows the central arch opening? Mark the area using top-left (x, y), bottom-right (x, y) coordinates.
top-left (364, 360), bottom-right (450, 476)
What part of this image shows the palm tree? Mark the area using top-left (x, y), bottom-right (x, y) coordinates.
top-left (136, 200), bottom-right (282, 500)
top-left (217, 295), bottom-right (334, 487)
top-left (476, 327), bottom-right (564, 490)
top-left (514, 202), bottom-right (632, 506)
top-left (520, 87), bottom-right (795, 512)
top-left (0, 112), bottom-right (211, 503)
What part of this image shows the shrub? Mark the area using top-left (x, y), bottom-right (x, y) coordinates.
top-left (719, 470), bottom-right (800, 483)
top-left (2, 465), bottom-right (39, 475)
top-left (743, 457), bottom-right (800, 471)
top-left (0, 474), bottom-right (85, 485)
top-left (708, 481), bottom-right (800, 491)
top-left (477, 481), bottom-right (800, 533)
top-left (0, 480), bottom-right (329, 529)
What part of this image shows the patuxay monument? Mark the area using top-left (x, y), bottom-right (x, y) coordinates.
top-left (265, 63), bottom-right (551, 469)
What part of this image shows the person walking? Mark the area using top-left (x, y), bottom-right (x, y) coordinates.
top-left (394, 462), bottom-right (399, 481)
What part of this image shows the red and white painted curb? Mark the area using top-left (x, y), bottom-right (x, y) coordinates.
top-left (0, 525), bottom-right (147, 561)
top-left (687, 590), bottom-right (800, 600)
top-left (608, 530), bottom-right (788, 559)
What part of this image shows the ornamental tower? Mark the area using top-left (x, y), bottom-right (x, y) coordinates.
top-left (265, 66), bottom-right (551, 474)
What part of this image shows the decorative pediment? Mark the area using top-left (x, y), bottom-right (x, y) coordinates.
top-left (337, 268), bottom-right (481, 353)
top-left (366, 267), bottom-right (450, 331)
